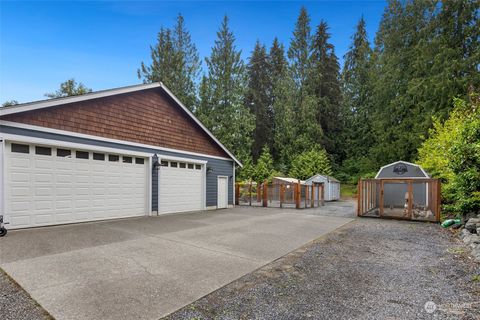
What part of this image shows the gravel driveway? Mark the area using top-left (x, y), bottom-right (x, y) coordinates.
top-left (164, 218), bottom-right (480, 320)
top-left (0, 268), bottom-right (51, 320)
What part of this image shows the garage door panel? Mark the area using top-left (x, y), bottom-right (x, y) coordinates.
top-left (159, 163), bottom-right (204, 214)
top-left (5, 142), bottom-right (148, 229)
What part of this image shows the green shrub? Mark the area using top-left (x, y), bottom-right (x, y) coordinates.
top-left (417, 95), bottom-right (480, 217)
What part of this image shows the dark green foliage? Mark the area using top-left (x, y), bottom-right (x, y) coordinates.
top-left (138, 14), bottom-right (200, 111)
top-left (341, 17), bottom-right (374, 172)
top-left (308, 21), bottom-right (343, 162)
top-left (246, 41), bottom-right (273, 161)
top-left (253, 145), bottom-right (275, 183)
top-left (1, 100), bottom-right (19, 107)
top-left (418, 95), bottom-right (480, 217)
top-left (197, 16), bottom-right (254, 168)
top-left (289, 148), bottom-right (333, 180)
top-left (339, 0), bottom-right (479, 183)
top-left (45, 79), bottom-right (91, 98)
top-left (288, 7), bottom-right (311, 91)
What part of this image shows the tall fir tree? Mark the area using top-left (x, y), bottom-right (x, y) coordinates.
top-left (246, 41), bottom-right (273, 161)
top-left (287, 7), bottom-right (323, 157)
top-left (341, 17), bottom-right (375, 173)
top-left (198, 15), bottom-right (254, 166)
top-left (288, 7), bottom-right (312, 92)
top-left (268, 38), bottom-right (288, 162)
top-left (138, 14), bottom-right (200, 111)
top-left (308, 20), bottom-right (342, 163)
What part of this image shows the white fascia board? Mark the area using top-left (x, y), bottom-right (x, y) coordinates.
top-left (158, 154), bottom-right (208, 165)
top-left (0, 120), bottom-right (234, 162)
top-left (0, 83), bottom-right (162, 116)
top-left (1, 133), bottom-right (152, 157)
top-left (159, 82), bottom-right (242, 167)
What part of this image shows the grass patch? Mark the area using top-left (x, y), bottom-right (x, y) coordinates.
top-left (341, 184), bottom-right (357, 199)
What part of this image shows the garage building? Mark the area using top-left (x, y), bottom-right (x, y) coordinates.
top-left (0, 82), bottom-right (240, 229)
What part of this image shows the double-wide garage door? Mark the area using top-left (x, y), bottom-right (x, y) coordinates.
top-left (4, 141), bottom-right (148, 229)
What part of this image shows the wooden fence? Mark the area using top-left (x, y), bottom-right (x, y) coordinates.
top-left (235, 181), bottom-right (325, 209)
top-left (357, 178), bottom-right (441, 222)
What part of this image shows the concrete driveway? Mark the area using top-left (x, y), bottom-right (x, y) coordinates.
top-left (0, 205), bottom-right (353, 320)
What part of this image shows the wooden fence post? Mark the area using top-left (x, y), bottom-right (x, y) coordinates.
top-left (311, 185), bottom-right (315, 207)
top-left (235, 183), bottom-right (240, 205)
top-left (357, 180), bottom-right (361, 216)
top-left (262, 180), bottom-right (268, 207)
top-left (436, 180), bottom-right (441, 222)
top-left (295, 182), bottom-right (300, 209)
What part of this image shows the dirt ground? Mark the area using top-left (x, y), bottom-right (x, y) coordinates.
top-left (164, 218), bottom-right (480, 320)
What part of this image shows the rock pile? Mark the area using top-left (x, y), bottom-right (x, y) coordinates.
top-left (459, 215), bottom-right (480, 262)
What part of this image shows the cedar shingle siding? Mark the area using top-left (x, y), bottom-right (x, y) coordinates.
top-left (2, 88), bottom-right (227, 157)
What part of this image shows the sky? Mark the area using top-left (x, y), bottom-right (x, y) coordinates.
top-left (0, 1), bottom-right (386, 103)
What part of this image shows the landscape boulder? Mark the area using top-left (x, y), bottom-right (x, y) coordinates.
top-left (465, 218), bottom-right (480, 233)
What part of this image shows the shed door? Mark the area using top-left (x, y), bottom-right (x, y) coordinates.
top-left (5, 142), bottom-right (148, 229)
top-left (158, 161), bottom-right (204, 214)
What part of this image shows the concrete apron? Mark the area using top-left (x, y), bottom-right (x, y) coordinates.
top-left (0, 206), bottom-right (353, 320)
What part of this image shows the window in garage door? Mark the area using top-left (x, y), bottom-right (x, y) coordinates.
top-left (4, 142), bottom-right (149, 229)
top-left (158, 160), bottom-right (204, 214)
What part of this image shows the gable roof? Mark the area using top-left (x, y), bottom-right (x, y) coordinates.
top-left (375, 160), bottom-right (429, 179)
top-left (0, 82), bottom-right (242, 166)
top-left (305, 174), bottom-right (340, 183)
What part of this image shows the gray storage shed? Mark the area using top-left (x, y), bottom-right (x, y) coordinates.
top-left (305, 174), bottom-right (340, 201)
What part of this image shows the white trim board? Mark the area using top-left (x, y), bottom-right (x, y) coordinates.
top-left (0, 120), bottom-right (234, 162)
top-left (0, 82), bottom-right (242, 166)
top-left (0, 133), bottom-right (153, 157)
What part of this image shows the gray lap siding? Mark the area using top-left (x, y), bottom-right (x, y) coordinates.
top-left (2, 125), bottom-right (234, 210)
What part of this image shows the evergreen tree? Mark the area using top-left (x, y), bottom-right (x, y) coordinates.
top-left (253, 145), bottom-right (275, 183)
top-left (45, 79), bottom-right (92, 98)
top-left (287, 7), bottom-right (322, 156)
top-left (341, 17), bottom-right (375, 174)
top-left (309, 20), bottom-right (342, 162)
top-left (198, 15), bottom-right (254, 166)
top-left (273, 75), bottom-right (297, 171)
top-left (246, 41), bottom-right (272, 161)
top-left (367, 0), bottom-right (479, 166)
top-left (288, 7), bottom-right (312, 91)
top-left (289, 148), bottom-right (333, 180)
top-left (268, 38), bottom-right (288, 162)
top-left (138, 14), bottom-right (200, 110)
top-left (2, 100), bottom-right (19, 107)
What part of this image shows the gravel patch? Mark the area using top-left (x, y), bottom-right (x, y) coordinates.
top-left (0, 268), bottom-right (52, 320)
top-left (163, 218), bottom-right (480, 320)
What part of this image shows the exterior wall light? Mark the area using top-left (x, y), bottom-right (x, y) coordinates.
top-left (206, 166), bottom-right (214, 173)
top-left (152, 154), bottom-right (161, 170)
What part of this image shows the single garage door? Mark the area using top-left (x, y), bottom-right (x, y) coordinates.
top-left (4, 141), bottom-right (148, 229)
top-left (158, 160), bottom-right (204, 214)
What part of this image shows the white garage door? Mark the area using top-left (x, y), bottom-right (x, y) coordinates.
top-left (4, 141), bottom-right (148, 229)
top-left (158, 160), bottom-right (204, 214)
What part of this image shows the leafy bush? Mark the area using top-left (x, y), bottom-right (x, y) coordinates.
top-left (417, 95), bottom-right (480, 217)
top-left (289, 148), bottom-right (332, 180)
